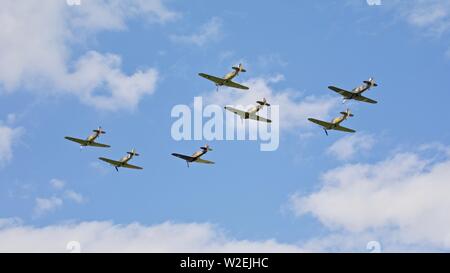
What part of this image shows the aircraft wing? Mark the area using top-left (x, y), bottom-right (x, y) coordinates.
top-left (328, 86), bottom-right (353, 98)
top-left (89, 142), bottom-right (111, 148)
top-left (195, 158), bottom-right (215, 164)
top-left (334, 125), bottom-right (356, 133)
top-left (122, 163), bottom-right (143, 170)
top-left (354, 95), bottom-right (377, 104)
top-left (248, 114), bottom-right (272, 123)
top-left (224, 80), bottom-right (249, 90)
top-left (65, 136), bottom-right (89, 146)
top-left (171, 153), bottom-right (195, 161)
top-left (198, 73), bottom-right (225, 85)
top-left (224, 106), bottom-right (247, 118)
top-left (98, 157), bottom-right (122, 167)
top-left (308, 118), bottom-right (333, 129)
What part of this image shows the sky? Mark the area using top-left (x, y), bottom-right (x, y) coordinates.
top-left (1, 0), bottom-right (450, 252)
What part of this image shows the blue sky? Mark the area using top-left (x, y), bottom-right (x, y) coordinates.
top-left (1, 0), bottom-right (450, 252)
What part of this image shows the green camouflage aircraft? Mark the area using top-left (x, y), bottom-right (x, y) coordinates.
top-left (99, 149), bottom-right (143, 172)
top-left (172, 144), bottom-right (214, 168)
top-left (199, 64), bottom-right (249, 91)
top-left (65, 127), bottom-right (110, 149)
top-left (308, 109), bottom-right (356, 136)
top-left (329, 77), bottom-right (378, 104)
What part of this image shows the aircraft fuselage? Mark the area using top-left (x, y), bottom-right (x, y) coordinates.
top-left (352, 83), bottom-right (372, 95)
top-left (223, 70), bottom-right (239, 81)
top-left (331, 114), bottom-right (350, 126)
top-left (191, 150), bottom-right (207, 161)
top-left (247, 104), bottom-right (264, 115)
top-left (86, 131), bottom-right (100, 143)
top-left (119, 154), bottom-right (133, 164)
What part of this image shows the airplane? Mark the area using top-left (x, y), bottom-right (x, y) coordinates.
top-left (308, 109), bottom-right (356, 136)
top-left (171, 144), bottom-right (214, 168)
top-left (198, 63), bottom-right (250, 91)
top-left (224, 98), bottom-right (272, 123)
top-left (328, 77), bottom-right (379, 104)
top-left (65, 126), bottom-right (110, 149)
top-left (98, 148), bottom-right (143, 172)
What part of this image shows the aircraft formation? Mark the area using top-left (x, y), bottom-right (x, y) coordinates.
top-left (65, 127), bottom-right (142, 171)
top-left (65, 64), bottom-right (380, 170)
top-left (308, 77), bottom-right (378, 135)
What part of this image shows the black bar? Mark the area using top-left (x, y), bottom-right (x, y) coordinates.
top-left (0, 253), bottom-right (449, 272)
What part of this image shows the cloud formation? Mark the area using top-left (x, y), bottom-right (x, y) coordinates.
top-left (398, 0), bottom-right (450, 35)
top-left (33, 179), bottom-right (85, 217)
top-left (290, 144), bottom-right (450, 250)
top-left (0, 122), bottom-right (24, 167)
top-left (327, 133), bottom-right (376, 161)
top-left (170, 17), bottom-right (223, 46)
top-left (0, 0), bottom-right (177, 111)
top-left (0, 220), bottom-right (304, 253)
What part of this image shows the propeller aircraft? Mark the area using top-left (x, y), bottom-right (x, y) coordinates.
top-left (199, 64), bottom-right (249, 91)
top-left (99, 148), bottom-right (143, 172)
top-left (224, 98), bottom-right (272, 123)
top-left (172, 144), bottom-right (214, 168)
top-left (65, 127), bottom-right (110, 149)
top-left (329, 77), bottom-right (378, 104)
top-left (308, 109), bottom-right (356, 136)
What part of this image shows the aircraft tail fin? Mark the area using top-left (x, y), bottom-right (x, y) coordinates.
top-left (363, 77), bottom-right (378, 87)
top-left (93, 126), bottom-right (106, 134)
top-left (127, 148), bottom-right (140, 156)
top-left (340, 108), bottom-right (354, 117)
top-left (232, 63), bottom-right (247, 73)
top-left (256, 98), bottom-right (271, 107)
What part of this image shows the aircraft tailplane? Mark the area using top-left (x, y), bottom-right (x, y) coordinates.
top-left (232, 64), bottom-right (247, 73)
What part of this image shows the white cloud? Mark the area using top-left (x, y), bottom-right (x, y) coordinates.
top-left (290, 145), bottom-right (450, 250)
top-left (33, 179), bottom-right (85, 216)
top-left (64, 190), bottom-right (85, 204)
top-left (68, 0), bottom-right (179, 32)
top-left (389, 0), bottom-right (450, 36)
top-left (405, 1), bottom-right (450, 34)
top-left (34, 197), bottom-right (63, 217)
top-left (170, 17), bottom-right (223, 46)
top-left (327, 133), bottom-right (376, 161)
top-left (0, 123), bottom-right (24, 167)
top-left (63, 51), bottom-right (159, 111)
top-left (0, 220), bottom-right (305, 253)
top-left (203, 76), bottom-right (338, 131)
top-left (50, 179), bottom-right (66, 190)
top-left (0, 0), bottom-right (177, 111)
